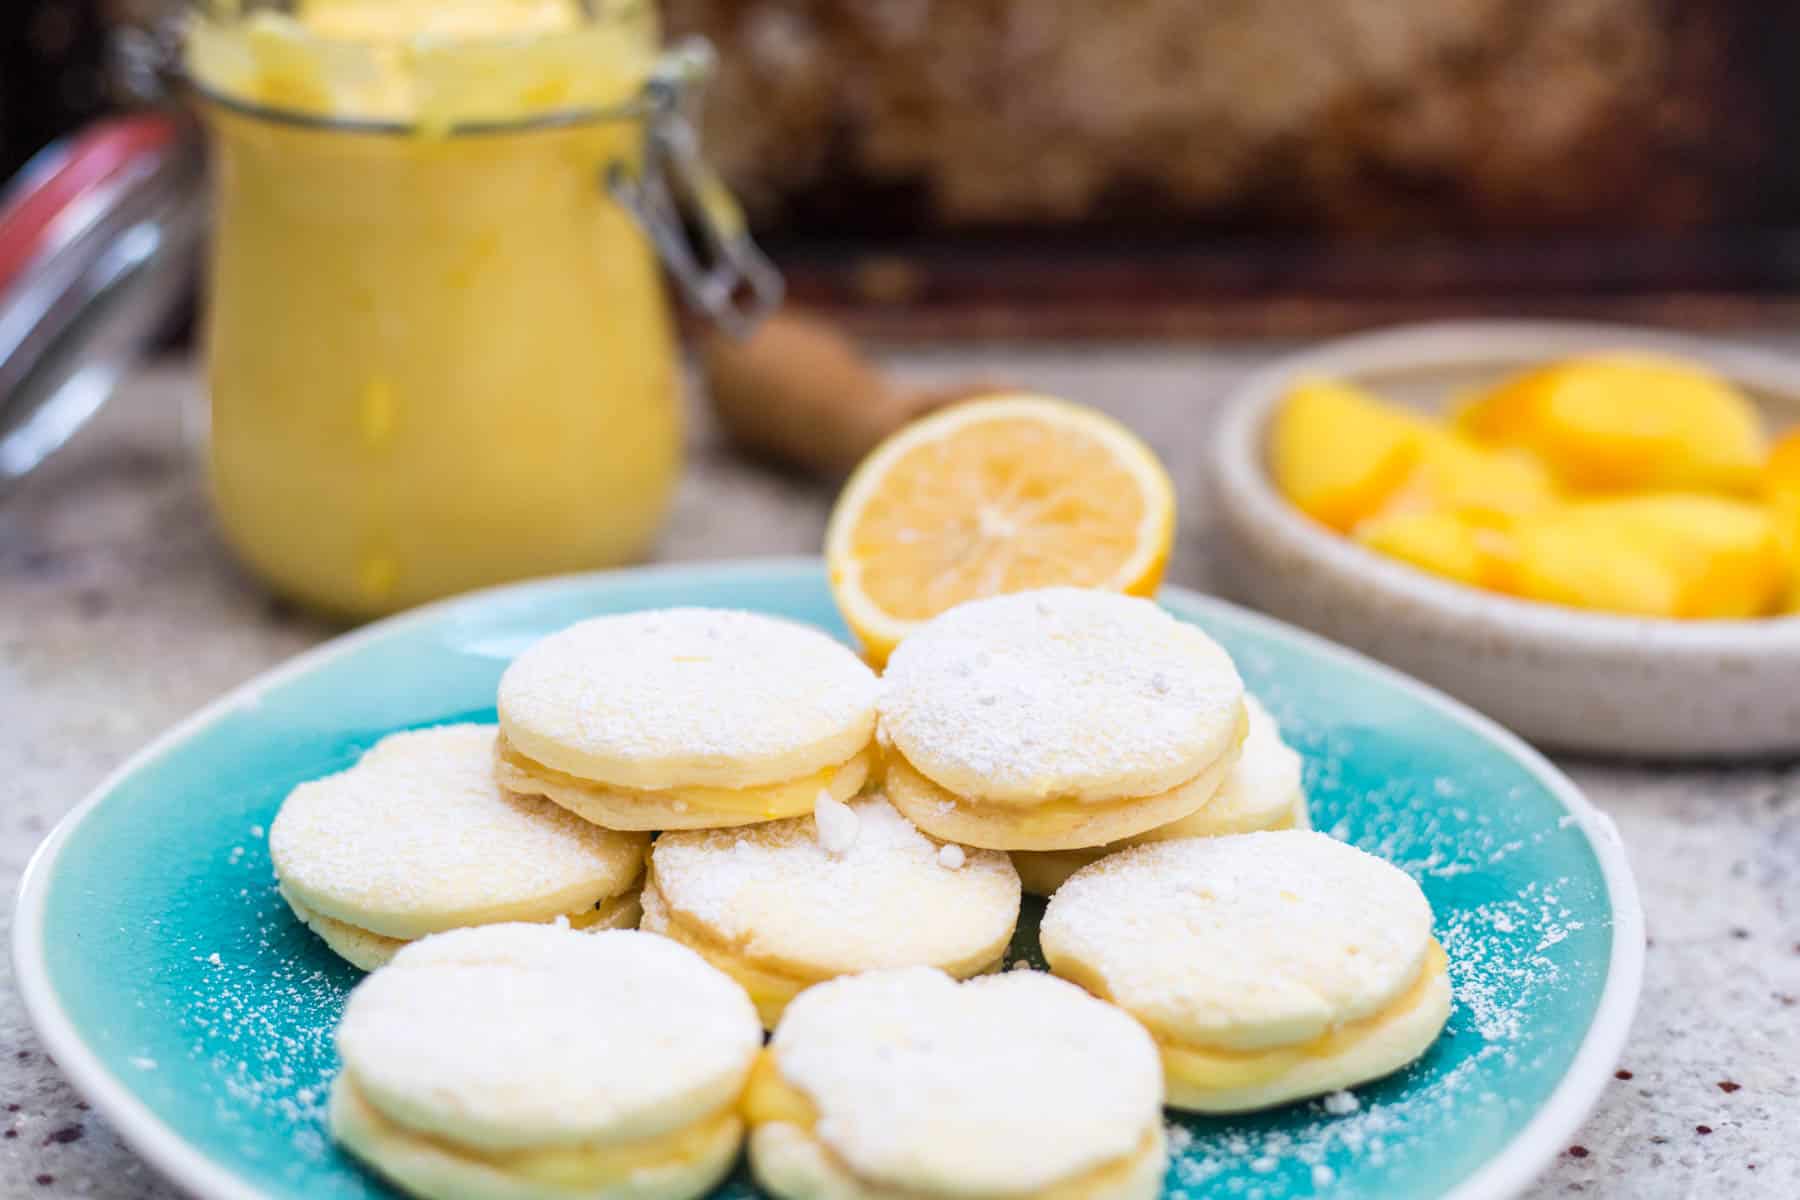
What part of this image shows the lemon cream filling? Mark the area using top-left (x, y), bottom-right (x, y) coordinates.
top-left (282, 886), bottom-right (642, 971)
top-left (885, 748), bottom-right (1237, 850)
top-left (496, 735), bottom-right (874, 828)
top-left (186, 0), bottom-right (655, 129)
top-left (742, 1050), bottom-right (821, 1128)
top-left (643, 879), bottom-right (1005, 1028)
top-left (744, 1054), bottom-right (1162, 1200)
top-left (334, 1073), bottom-right (741, 1189)
top-left (1125, 939), bottom-right (1448, 1098)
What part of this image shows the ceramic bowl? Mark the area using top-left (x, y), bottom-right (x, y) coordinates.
top-left (1210, 320), bottom-right (1800, 759)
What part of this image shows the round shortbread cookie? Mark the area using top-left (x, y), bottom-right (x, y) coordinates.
top-left (1039, 831), bottom-right (1448, 1111)
top-left (1041, 831), bottom-right (1436, 1050)
top-left (497, 609), bottom-right (880, 791)
top-left (748, 967), bottom-right (1164, 1200)
top-left (333, 927), bottom-right (762, 1162)
top-left (643, 796), bottom-right (1020, 1024)
top-left (270, 725), bottom-right (648, 945)
top-left (879, 588), bottom-right (1245, 805)
top-left (1011, 695), bottom-right (1307, 893)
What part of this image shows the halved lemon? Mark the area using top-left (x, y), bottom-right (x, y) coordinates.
top-left (825, 393), bottom-right (1176, 665)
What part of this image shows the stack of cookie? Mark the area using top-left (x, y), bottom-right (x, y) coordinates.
top-left (269, 588), bottom-right (1449, 1200)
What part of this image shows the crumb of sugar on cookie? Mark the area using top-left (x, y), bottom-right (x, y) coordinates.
top-left (815, 789), bottom-right (860, 856)
top-left (937, 844), bottom-right (967, 870)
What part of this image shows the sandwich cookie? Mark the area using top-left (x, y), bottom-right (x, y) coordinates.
top-left (879, 588), bottom-right (1247, 850)
top-left (270, 725), bottom-right (647, 971)
top-left (1012, 694), bottom-right (1309, 895)
top-left (744, 967), bottom-right (1166, 1200)
top-left (1040, 830), bottom-right (1450, 1113)
top-left (642, 794), bottom-right (1021, 1026)
top-left (496, 609), bottom-right (880, 831)
top-left (331, 925), bottom-right (762, 1200)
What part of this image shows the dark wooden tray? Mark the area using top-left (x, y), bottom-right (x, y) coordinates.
top-left (772, 231), bottom-right (1800, 341)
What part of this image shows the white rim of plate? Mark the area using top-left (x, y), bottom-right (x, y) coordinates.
top-left (1213, 318), bottom-right (1800, 655)
top-left (11, 557), bottom-right (1646, 1200)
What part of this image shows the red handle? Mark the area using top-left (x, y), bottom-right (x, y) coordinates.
top-left (0, 114), bottom-right (179, 295)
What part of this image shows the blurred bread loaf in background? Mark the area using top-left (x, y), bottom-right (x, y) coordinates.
top-left (667, 0), bottom-right (1796, 235)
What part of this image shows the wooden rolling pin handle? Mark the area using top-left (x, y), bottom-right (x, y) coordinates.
top-left (702, 309), bottom-right (1002, 478)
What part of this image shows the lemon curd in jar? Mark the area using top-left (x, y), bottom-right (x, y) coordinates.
top-left (188, 0), bottom-right (681, 616)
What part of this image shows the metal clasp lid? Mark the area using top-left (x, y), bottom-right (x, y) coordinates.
top-left (607, 39), bottom-right (783, 339)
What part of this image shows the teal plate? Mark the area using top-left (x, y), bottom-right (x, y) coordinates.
top-left (13, 560), bottom-right (1643, 1200)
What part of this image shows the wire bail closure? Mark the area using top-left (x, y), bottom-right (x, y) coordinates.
top-left (607, 39), bottom-right (783, 339)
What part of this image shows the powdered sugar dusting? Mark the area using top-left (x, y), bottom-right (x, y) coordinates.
top-left (155, 865), bottom-right (351, 1180)
top-left (1157, 1037), bottom-right (1524, 1196)
top-left (880, 589), bottom-right (1244, 801)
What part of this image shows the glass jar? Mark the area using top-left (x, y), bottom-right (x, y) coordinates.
top-left (0, 0), bottom-right (776, 617)
top-left (192, 0), bottom-right (780, 616)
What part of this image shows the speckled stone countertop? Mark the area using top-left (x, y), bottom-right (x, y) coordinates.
top-left (3, 350), bottom-right (1797, 1198)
